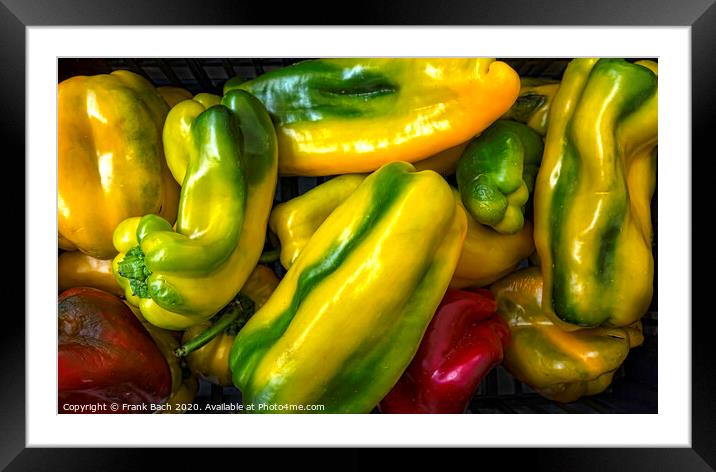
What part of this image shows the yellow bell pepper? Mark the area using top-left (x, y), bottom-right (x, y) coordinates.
top-left (269, 175), bottom-right (365, 269)
top-left (58, 70), bottom-right (180, 259)
top-left (156, 85), bottom-right (193, 107)
top-left (58, 251), bottom-right (123, 296)
top-left (450, 199), bottom-right (534, 289)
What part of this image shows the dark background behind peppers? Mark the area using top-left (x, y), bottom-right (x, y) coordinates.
top-left (57, 57), bottom-right (658, 414)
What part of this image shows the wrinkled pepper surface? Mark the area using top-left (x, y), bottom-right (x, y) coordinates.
top-left (58, 251), bottom-right (123, 296)
top-left (181, 265), bottom-right (280, 386)
top-left (58, 287), bottom-right (172, 412)
top-left (491, 268), bottom-right (644, 402)
top-left (533, 59), bottom-right (658, 328)
top-left (113, 89), bottom-right (278, 330)
top-left (230, 162), bottom-right (467, 413)
top-left (58, 70), bottom-right (180, 259)
top-left (269, 174), bottom-right (533, 288)
top-left (456, 120), bottom-right (543, 234)
top-left (503, 77), bottom-right (560, 136)
top-left (379, 289), bottom-right (509, 414)
top-left (225, 58), bottom-right (520, 176)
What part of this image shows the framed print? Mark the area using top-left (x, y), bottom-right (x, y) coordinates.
top-left (4, 0), bottom-right (711, 468)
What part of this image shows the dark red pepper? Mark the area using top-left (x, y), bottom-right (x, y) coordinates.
top-left (379, 289), bottom-right (509, 414)
top-left (58, 287), bottom-right (172, 413)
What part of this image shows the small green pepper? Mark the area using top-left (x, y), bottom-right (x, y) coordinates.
top-left (456, 120), bottom-right (543, 234)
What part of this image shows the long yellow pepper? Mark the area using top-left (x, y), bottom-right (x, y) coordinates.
top-left (226, 58), bottom-right (520, 175)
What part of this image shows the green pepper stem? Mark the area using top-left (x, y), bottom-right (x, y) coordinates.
top-left (174, 305), bottom-right (243, 358)
top-left (258, 248), bottom-right (280, 264)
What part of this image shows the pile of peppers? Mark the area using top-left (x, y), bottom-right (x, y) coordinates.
top-left (56, 57), bottom-right (657, 414)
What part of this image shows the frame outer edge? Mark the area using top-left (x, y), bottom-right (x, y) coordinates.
top-left (691, 1), bottom-right (716, 470)
top-left (4, 0), bottom-right (714, 467)
top-left (0, 0), bottom-right (27, 470)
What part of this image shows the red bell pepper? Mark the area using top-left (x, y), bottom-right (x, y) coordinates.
top-left (379, 289), bottom-right (509, 414)
top-left (58, 287), bottom-right (172, 413)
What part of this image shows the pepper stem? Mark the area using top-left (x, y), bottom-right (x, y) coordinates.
top-left (117, 246), bottom-right (152, 298)
top-left (174, 294), bottom-right (254, 358)
top-left (504, 93), bottom-right (546, 123)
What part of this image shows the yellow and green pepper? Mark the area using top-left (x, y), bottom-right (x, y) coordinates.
top-left (491, 268), bottom-right (644, 403)
top-left (533, 58), bottom-right (658, 328)
top-left (113, 89), bottom-right (278, 330)
top-left (225, 58), bottom-right (520, 176)
top-left (230, 162), bottom-right (467, 413)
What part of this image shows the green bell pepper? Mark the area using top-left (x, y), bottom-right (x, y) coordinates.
top-left (456, 119), bottom-right (543, 234)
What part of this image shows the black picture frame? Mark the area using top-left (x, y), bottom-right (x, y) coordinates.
top-left (4, 0), bottom-right (708, 469)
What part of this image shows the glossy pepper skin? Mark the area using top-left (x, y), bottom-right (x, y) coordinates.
top-left (113, 89), bottom-right (278, 330)
top-left (269, 175), bottom-right (533, 288)
top-left (182, 265), bottom-right (280, 386)
top-left (491, 268), bottom-right (644, 402)
top-left (502, 78), bottom-right (560, 136)
top-left (162, 92), bottom-right (222, 185)
top-left (269, 174), bottom-right (366, 269)
top-left (450, 195), bottom-right (534, 289)
top-left (230, 162), bottom-right (467, 413)
top-left (58, 70), bottom-right (180, 259)
top-left (58, 251), bottom-right (123, 296)
top-left (225, 58), bottom-right (520, 176)
top-left (58, 287), bottom-right (172, 412)
top-left (379, 289), bottom-right (509, 414)
top-left (456, 120), bottom-right (543, 234)
top-left (533, 59), bottom-right (658, 328)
